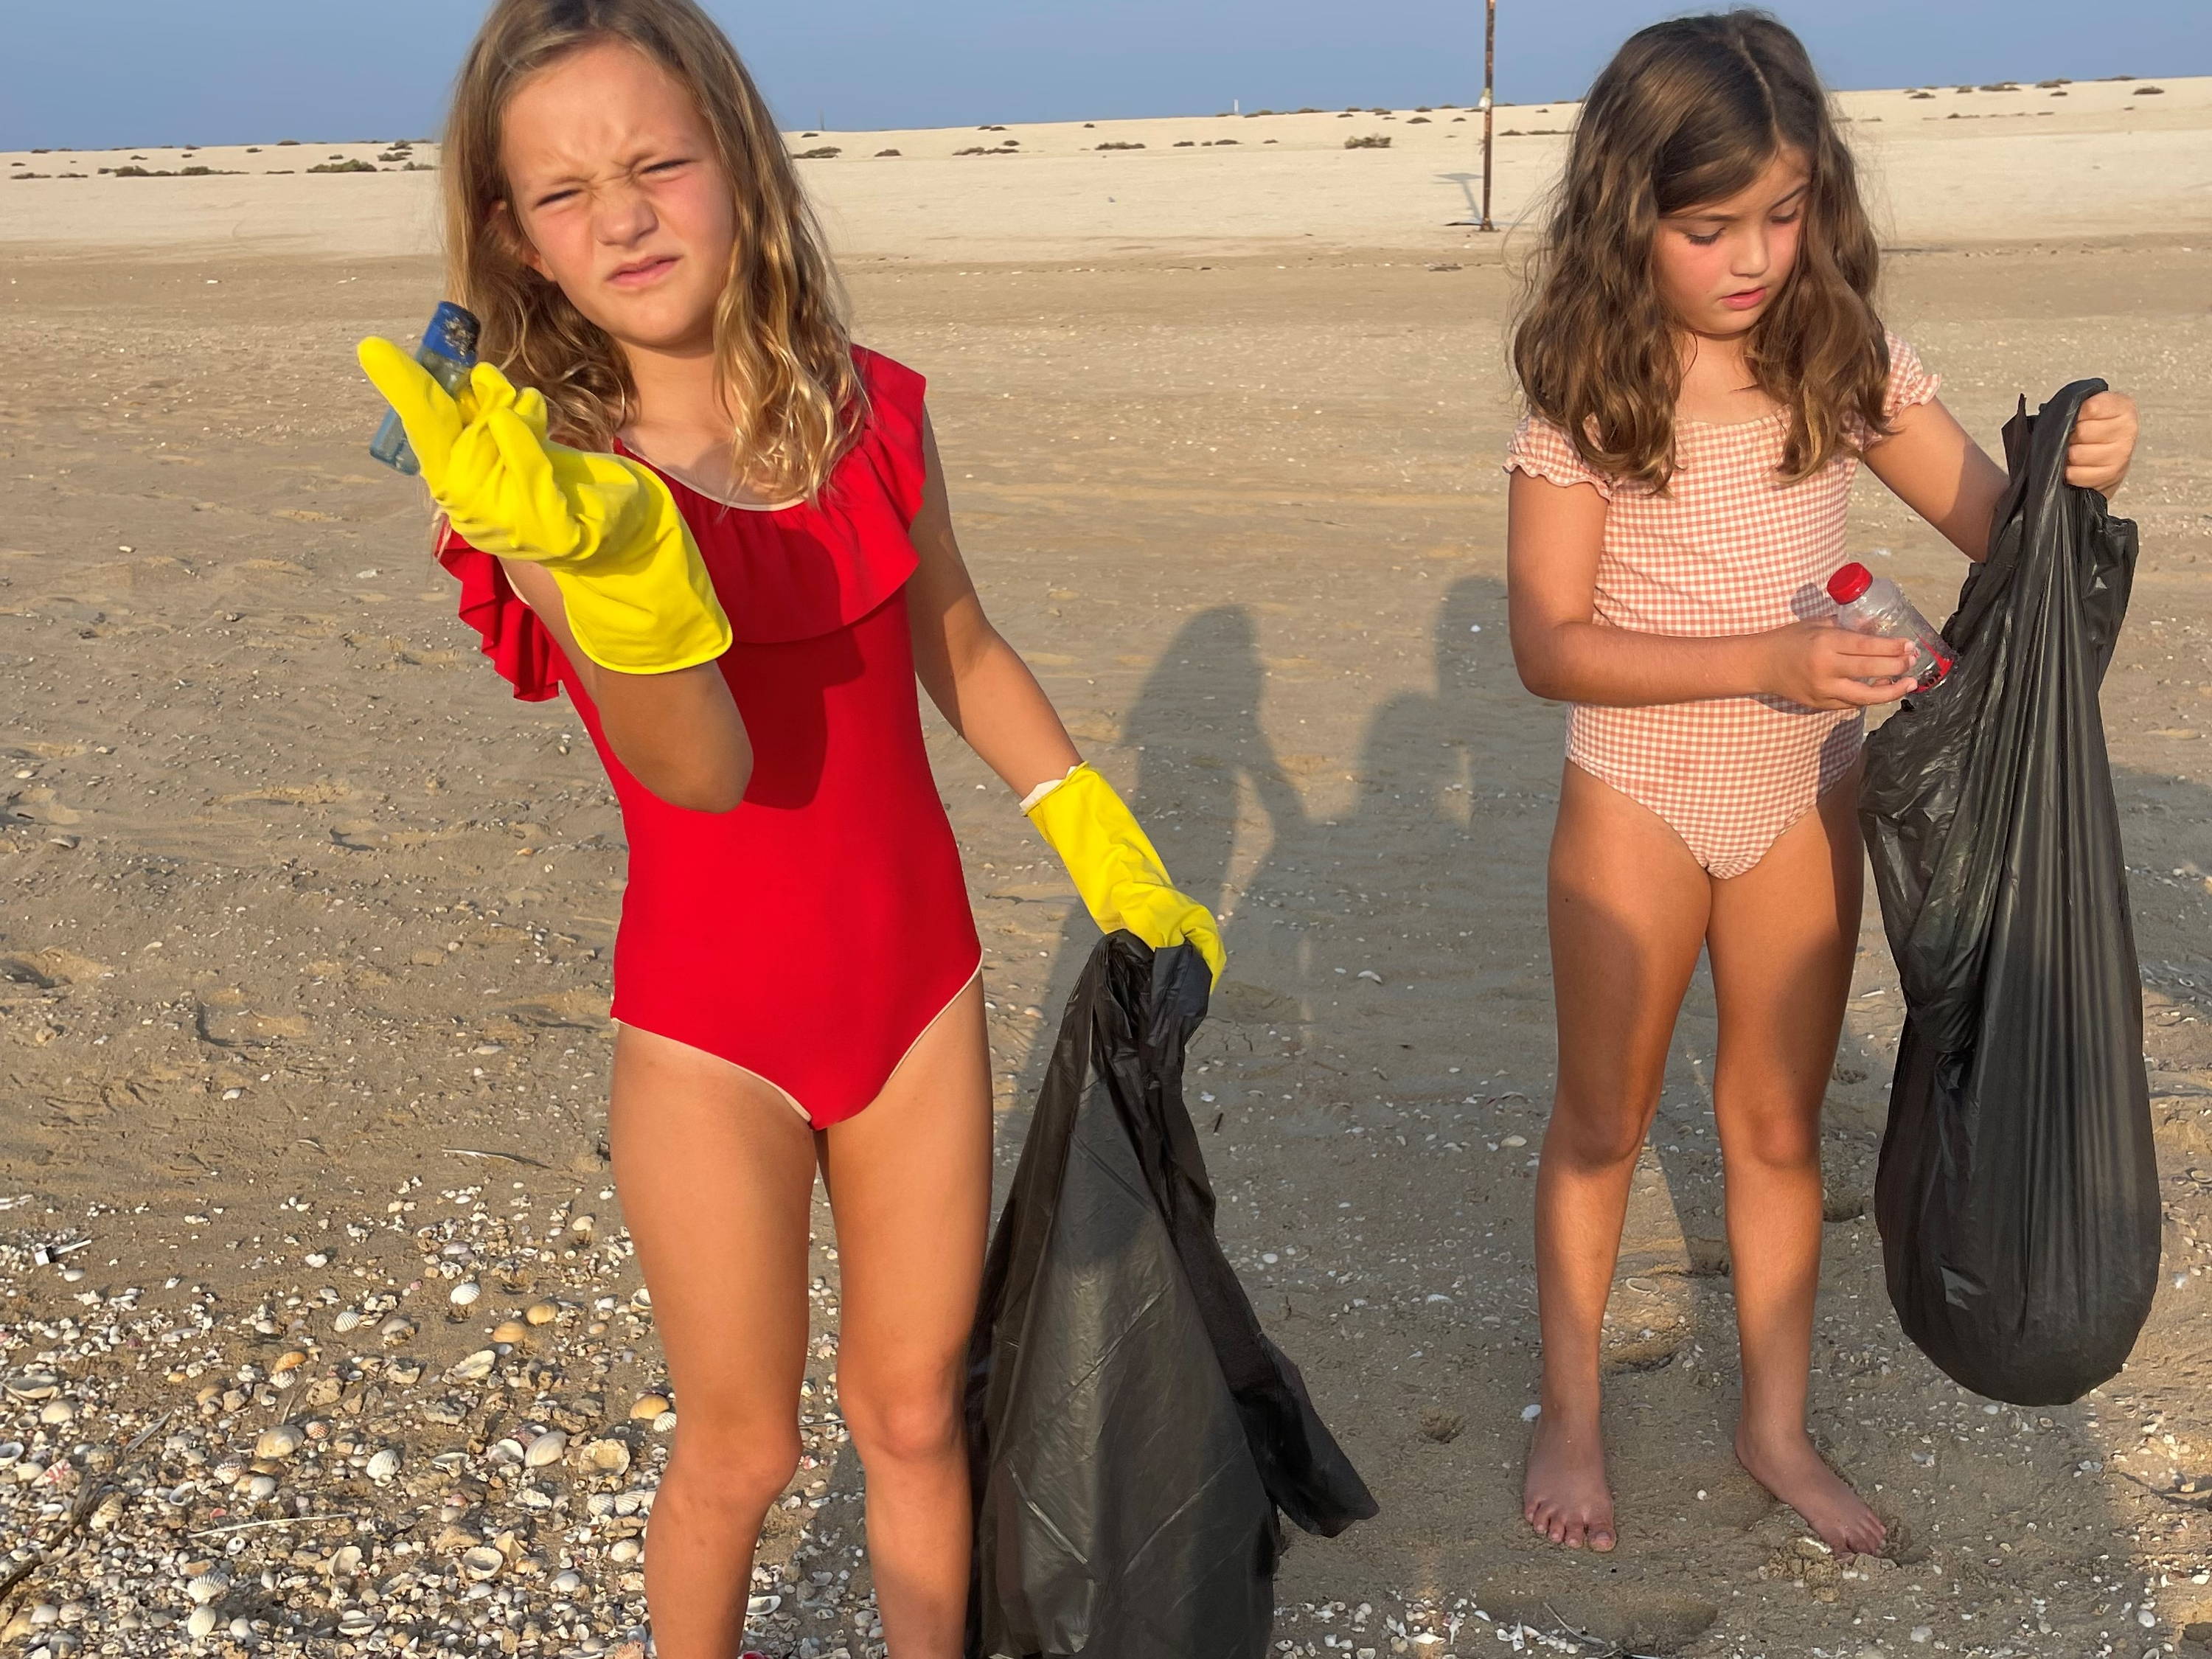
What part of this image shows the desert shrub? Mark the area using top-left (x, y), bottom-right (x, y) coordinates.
top-left (1175, 140), bottom-right (1195, 147)
top-left (277, 139), bottom-right (299, 146)
top-left (1408, 116), bottom-right (1431, 124)
top-left (793, 147), bottom-right (841, 159)
top-left (2138, 86), bottom-right (2166, 94)
top-left (874, 148), bottom-right (902, 157)
top-left (307, 159), bottom-right (377, 173)
top-left (1345, 133), bottom-right (1392, 150)
top-left (1094, 141), bottom-right (1145, 150)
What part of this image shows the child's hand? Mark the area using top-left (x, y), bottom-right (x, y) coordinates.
top-left (1759, 622), bottom-right (1919, 711)
top-left (2065, 390), bottom-right (2138, 495)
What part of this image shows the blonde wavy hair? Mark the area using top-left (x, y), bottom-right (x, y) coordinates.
top-left (442, 0), bottom-right (863, 499)
top-left (1511, 10), bottom-right (1890, 491)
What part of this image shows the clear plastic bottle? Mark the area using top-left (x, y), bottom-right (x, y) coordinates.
top-left (1826, 561), bottom-right (1955, 689)
top-left (369, 302), bottom-right (481, 476)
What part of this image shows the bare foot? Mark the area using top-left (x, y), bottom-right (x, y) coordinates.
top-left (1523, 1405), bottom-right (1618, 1551)
top-left (1736, 1422), bottom-right (1886, 1555)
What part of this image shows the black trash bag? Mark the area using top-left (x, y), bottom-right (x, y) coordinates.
top-left (965, 932), bottom-right (1377, 1659)
top-left (1860, 378), bottom-right (2158, 1406)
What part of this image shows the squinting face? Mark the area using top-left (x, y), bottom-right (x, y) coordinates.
top-left (500, 40), bottom-right (737, 357)
top-left (1650, 150), bottom-right (1809, 338)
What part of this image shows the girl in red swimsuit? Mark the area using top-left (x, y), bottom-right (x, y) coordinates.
top-left (358, 4), bottom-right (1221, 1655)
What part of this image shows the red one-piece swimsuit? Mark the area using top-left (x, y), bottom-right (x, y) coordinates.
top-left (438, 347), bottom-right (982, 1128)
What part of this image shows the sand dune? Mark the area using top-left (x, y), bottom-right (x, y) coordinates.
top-left (3, 77), bottom-right (2208, 261)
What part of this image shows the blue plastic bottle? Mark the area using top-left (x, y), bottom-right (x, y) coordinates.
top-left (369, 302), bottom-right (481, 476)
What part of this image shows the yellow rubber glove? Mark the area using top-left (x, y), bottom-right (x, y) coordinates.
top-left (357, 337), bottom-right (731, 675)
top-left (1026, 763), bottom-right (1227, 985)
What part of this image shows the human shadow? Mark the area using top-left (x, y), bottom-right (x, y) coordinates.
top-left (1010, 605), bottom-right (1316, 1125)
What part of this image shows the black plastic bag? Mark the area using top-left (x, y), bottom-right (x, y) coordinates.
top-left (965, 933), bottom-right (1377, 1659)
top-left (1860, 378), bottom-right (2158, 1406)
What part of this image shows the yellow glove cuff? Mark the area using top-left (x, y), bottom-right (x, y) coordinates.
top-left (1024, 763), bottom-right (1226, 984)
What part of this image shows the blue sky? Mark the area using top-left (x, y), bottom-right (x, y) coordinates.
top-left (4, 0), bottom-right (2202, 151)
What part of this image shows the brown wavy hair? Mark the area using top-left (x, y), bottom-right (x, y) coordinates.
top-left (442, 0), bottom-right (863, 499)
top-left (1511, 10), bottom-right (1889, 491)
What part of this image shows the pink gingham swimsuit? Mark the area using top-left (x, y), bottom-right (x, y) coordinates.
top-left (1503, 334), bottom-right (1941, 880)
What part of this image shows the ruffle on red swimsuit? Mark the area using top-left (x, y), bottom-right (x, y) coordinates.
top-left (440, 348), bottom-right (981, 1127)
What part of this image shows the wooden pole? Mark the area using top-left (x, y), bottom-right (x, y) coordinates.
top-left (1480, 0), bottom-right (1498, 231)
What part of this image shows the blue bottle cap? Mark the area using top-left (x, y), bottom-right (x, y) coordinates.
top-left (420, 302), bottom-right (481, 366)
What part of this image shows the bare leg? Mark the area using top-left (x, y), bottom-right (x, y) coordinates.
top-left (1526, 764), bottom-right (1710, 1551)
top-left (609, 1026), bottom-right (818, 1659)
top-left (819, 979), bottom-right (992, 1655)
top-left (1705, 777), bottom-right (1886, 1556)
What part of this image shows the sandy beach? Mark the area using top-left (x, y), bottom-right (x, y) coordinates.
top-left (2, 76), bottom-right (2211, 1659)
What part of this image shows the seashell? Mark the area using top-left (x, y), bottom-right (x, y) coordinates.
top-left (568, 1214), bottom-right (596, 1239)
top-left (337, 1609), bottom-right (378, 1637)
top-left (448, 1350), bottom-right (497, 1382)
top-left (630, 1287), bottom-right (653, 1310)
top-left (378, 1316), bottom-right (416, 1346)
top-left (517, 1484), bottom-right (554, 1509)
top-left (366, 1447), bottom-right (401, 1483)
top-left (581, 1438), bottom-right (630, 1475)
top-left (585, 1492), bottom-right (616, 1518)
top-left (184, 1568), bottom-right (230, 1605)
top-left (449, 1281), bottom-right (482, 1310)
top-left (524, 1430), bottom-right (568, 1468)
top-left (490, 1438), bottom-right (526, 1466)
top-left (88, 1492), bottom-right (125, 1532)
top-left (608, 1537), bottom-right (642, 1564)
top-left (550, 1568), bottom-right (584, 1595)
top-left (491, 1320), bottom-right (528, 1346)
top-left (653, 1411), bottom-right (678, 1434)
top-left (212, 1455), bottom-right (247, 1484)
top-left (254, 1425), bottom-right (303, 1460)
top-left (4, 1373), bottom-right (59, 1402)
top-left (525, 1300), bottom-right (558, 1326)
top-left (0, 1442), bottom-right (22, 1468)
top-left (746, 1593), bottom-right (782, 1617)
top-left (460, 1545), bottom-right (504, 1582)
top-left (271, 1350), bottom-right (307, 1375)
top-left (329, 1545), bottom-right (363, 1579)
top-left (38, 1400), bottom-right (74, 1425)
top-left (246, 1474), bottom-right (277, 1500)
top-left (628, 1394), bottom-right (669, 1422)
top-left (186, 1604), bottom-right (220, 1641)
top-left (333, 1308), bottom-right (365, 1334)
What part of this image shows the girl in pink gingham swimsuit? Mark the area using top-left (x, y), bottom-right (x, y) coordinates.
top-left (1499, 13), bottom-right (2140, 1567)
top-left (1505, 333), bottom-right (1938, 878)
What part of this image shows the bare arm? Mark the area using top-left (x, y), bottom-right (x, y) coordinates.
top-left (1861, 397), bottom-right (2011, 560)
top-left (1864, 389), bottom-right (2138, 560)
top-left (498, 557), bottom-right (753, 814)
top-left (905, 409), bottom-right (1081, 795)
top-left (1505, 470), bottom-right (1916, 712)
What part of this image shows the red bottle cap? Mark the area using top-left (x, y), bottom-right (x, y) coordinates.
top-left (1826, 563), bottom-right (1873, 605)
